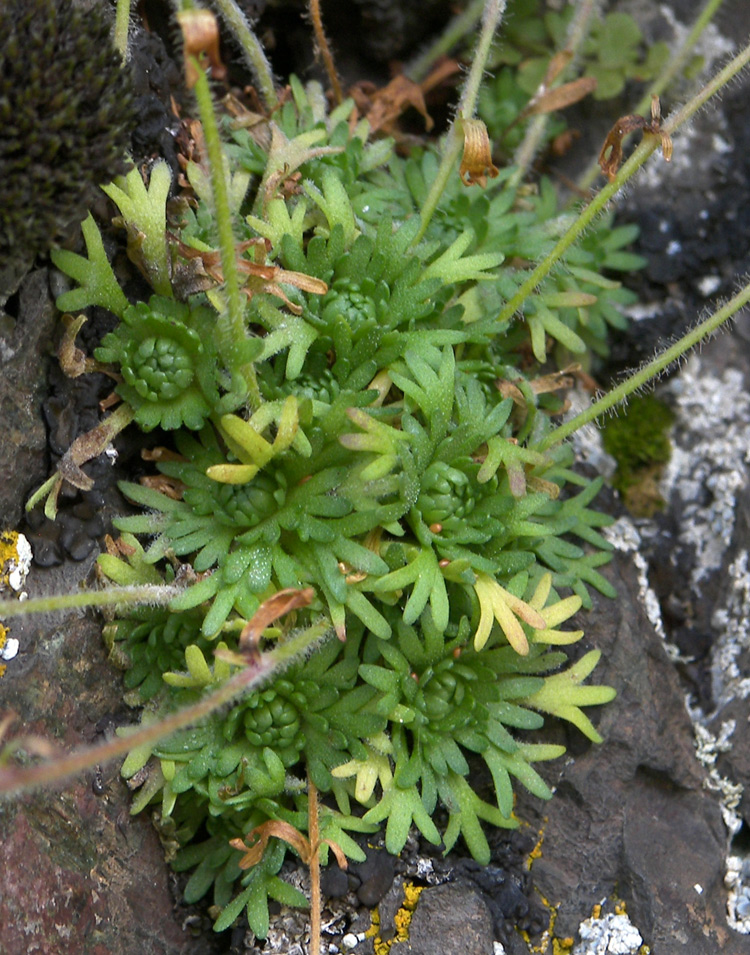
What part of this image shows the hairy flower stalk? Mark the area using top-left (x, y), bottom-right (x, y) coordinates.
top-left (414, 0), bottom-right (507, 245)
top-left (538, 277), bottom-right (750, 450)
top-left (178, 9), bottom-right (262, 409)
top-left (209, 0), bottom-right (278, 110)
top-left (500, 36), bottom-right (750, 325)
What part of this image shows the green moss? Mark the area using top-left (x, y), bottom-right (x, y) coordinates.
top-left (601, 395), bottom-right (674, 516)
top-left (0, 0), bottom-right (134, 257)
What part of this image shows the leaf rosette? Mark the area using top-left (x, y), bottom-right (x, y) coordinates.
top-left (95, 296), bottom-right (220, 431)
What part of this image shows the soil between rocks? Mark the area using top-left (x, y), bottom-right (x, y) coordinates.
top-left (2, 2), bottom-right (750, 954)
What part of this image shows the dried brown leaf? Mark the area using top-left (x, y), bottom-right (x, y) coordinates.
top-left (598, 114), bottom-right (647, 181)
top-left (524, 76), bottom-right (598, 116)
top-left (238, 587), bottom-right (315, 652)
top-left (598, 96), bottom-right (672, 181)
top-left (351, 75), bottom-right (434, 134)
top-left (322, 839), bottom-right (349, 870)
top-left (139, 475), bottom-right (185, 501)
top-left (231, 820), bottom-right (312, 869)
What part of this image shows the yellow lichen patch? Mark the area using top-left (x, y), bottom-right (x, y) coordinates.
top-left (526, 817), bottom-right (548, 869)
top-left (0, 622), bottom-right (7, 678)
top-left (0, 530), bottom-right (32, 595)
top-left (551, 935), bottom-right (575, 954)
top-left (520, 891), bottom-right (559, 954)
top-left (365, 907), bottom-right (380, 939)
top-left (369, 881), bottom-right (425, 955)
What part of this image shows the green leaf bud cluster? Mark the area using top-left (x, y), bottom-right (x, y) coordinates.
top-left (96, 297), bottom-right (221, 431)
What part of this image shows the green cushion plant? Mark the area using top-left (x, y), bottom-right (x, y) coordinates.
top-left (2, 0), bottom-right (749, 948)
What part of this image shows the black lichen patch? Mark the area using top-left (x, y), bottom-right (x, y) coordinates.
top-left (0, 0), bottom-right (135, 258)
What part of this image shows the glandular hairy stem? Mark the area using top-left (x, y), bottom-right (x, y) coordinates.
top-left (114, 0), bottom-right (131, 59)
top-left (413, 0), bottom-right (508, 246)
top-left (405, 0), bottom-right (485, 84)
top-left (189, 53), bottom-right (263, 409)
top-left (509, 0), bottom-right (599, 188)
top-left (499, 37), bottom-right (750, 326)
top-left (210, 0), bottom-right (278, 111)
top-left (578, 0), bottom-right (727, 192)
top-left (0, 584), bottom-right (180, 620)
top-left (538, 278), bottom-right (750, 450)
top-left (0, 619), bottom-right (331, 794)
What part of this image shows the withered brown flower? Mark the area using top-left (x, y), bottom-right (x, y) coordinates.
top-left (459, 118), bottom-right (499, 187)
top-left (598, 95), bottom-right (672, 182)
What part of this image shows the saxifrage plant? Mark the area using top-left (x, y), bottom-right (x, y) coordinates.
top-left (2, 0), bottom-right (750, 948)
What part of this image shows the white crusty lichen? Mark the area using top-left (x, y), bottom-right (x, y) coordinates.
top-left (693, 720), bottom-right (743, 832)
top-left (661, 357), bottom-right (750, 588)
top-left (603, 516), bottom-right (675, 653)
top-left (573, 910), bottom-right (643, 955)
top-left (710, 549), bottom-right (750, 710)
top-left (0, 529), bottom-right (32, 598)
top-left (726, 855), bottom-right (750, 934)
top-left (0, 530), bottom-right (32, 679)
top-left (692, 718), bottom-right (749, 936)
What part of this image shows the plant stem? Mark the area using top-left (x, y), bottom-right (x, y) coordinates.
top-left (191, 57), bottom-right (262, 409)
top-left (509, 0), bottom-right (599, 189)
top-left (308, 770), bottom-right (322, 955)
top-left (537, 279), bottom-right (750, 451)
top-left (414, 0), bottom-right (507, 246)
top-left (309, 0), bottom-right (343, 105)
top-left (499, 36), bottom-right (750, 325)
top-left (0, 619), bottom-right (331, 794)
top-left (405, 0), bottom-right (485, 83)
top-left (0, 584), bottom-right (180, 619)
top-left (499, 138), bottom-right (659, 323)
top-left (661, 36), bottom-right (750, 135)
top-left (577, 0), bottom-right (727, 192)
top-left (114, 0), bottom-right (131, 59)
top-left (210, 0), bottom-right (278, 111)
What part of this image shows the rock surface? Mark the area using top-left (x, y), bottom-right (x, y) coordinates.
top-left (389, 882), bottom-right (495, 955)
top-left (0, 269), bottom-right (57, 529)
top-left (0, 605), bottom-right (209, 955)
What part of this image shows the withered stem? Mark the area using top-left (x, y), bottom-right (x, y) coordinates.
top-left (308, 770), bottom-right (322, 955)
top-left (309, 0), bottom-right (343, 105)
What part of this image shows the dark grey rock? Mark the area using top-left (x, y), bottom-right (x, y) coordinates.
top-left (0, 268), bottom-right (56, 527)
top-left (389, 882), bottom-right (494, 955)
top-left (0, 610), bottom-right (208, 955)
top-left (518, 546), bottom-right (731, 954)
